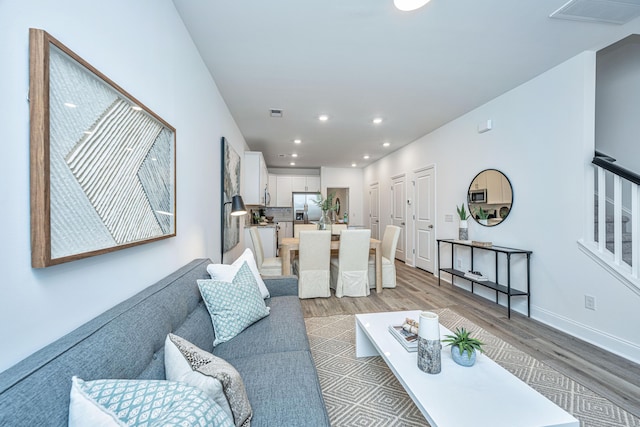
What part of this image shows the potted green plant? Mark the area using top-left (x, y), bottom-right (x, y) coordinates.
top-left (475, 207), bottom-right (490, 225)
top-left (442, 327), bottom-right (484, 367)
top-left (456, 204), bottom-right (469, 240)
top-left (313, 192), bottom-right (336, 230)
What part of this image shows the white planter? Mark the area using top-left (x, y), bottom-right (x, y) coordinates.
top-left (459, 220), bottom-right (468, 229)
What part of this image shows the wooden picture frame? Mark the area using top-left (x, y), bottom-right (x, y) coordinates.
top-left (29, 29), bottom-right (176, 268)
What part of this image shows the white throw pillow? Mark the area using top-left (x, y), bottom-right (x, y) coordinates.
top-left (207, 248), bottom-right (270, 299)
top-left (164, 333), bottom-right (252, 427)
top-left (164, 334), bottom-right (233, 421)
top-left (68, 377), bottom-right (233, 427)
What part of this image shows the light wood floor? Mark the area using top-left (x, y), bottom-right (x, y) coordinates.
top-left (300, 261), bottom-right (640, 419)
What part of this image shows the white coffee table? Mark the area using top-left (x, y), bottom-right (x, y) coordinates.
top-left (355, 311), bottom-right (579, 427)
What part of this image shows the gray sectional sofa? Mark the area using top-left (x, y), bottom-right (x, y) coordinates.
top-left (0, 258), bottom-right (330, 426)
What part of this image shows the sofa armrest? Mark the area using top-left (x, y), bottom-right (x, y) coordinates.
top-left (263, 275), bottom-right (298, 297)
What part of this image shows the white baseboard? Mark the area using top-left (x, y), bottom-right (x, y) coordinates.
top-left (532, 306), bottom-right (640, 365)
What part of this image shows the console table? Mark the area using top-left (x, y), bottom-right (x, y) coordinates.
top-left (436, 239), bottom-right (532, 318)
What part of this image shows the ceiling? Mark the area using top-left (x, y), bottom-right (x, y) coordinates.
top-left (172, 0), bottom-right (640, 169)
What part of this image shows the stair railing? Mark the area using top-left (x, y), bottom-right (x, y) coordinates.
top-left (582, 152), bottom-right (640, 296)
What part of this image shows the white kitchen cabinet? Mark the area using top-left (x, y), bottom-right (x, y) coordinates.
top-left (471, 172), bottom-right (487, 190)
top-left (245, 226), bottom-right (276, 258)
top-left (485, 170), bottom-right (512, 204)
top-left (243, 152), bottom-right (268, 205)
top-left (276, 176), bottom-right (293, 207)
top-left (273, 174), bottom-right (321, 206)
top-left (305, 176), bottom-right (320, 192)
top-left (267, 174), bottom-right (277, 206)
top-left (292, 176), bottom-right (307, 192)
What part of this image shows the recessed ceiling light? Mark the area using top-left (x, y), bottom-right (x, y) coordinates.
top-left (292, 153), bottom-right (298, 158)
top-left (383, 142), bottom-right (391, 147)
top-left (363, 155), bottom-right (370, 160)
top-left (394, 0), bottom-right (431, 12)
top-left (290, 162), bottom-right (296, 166)
top-left (64, 102), bottom-right (77, 108)
top-left (372, 118), bottom-right (383, 124)
top-left (351, 163), bottom-right (357, 167)
top-left (318, 114), bottom-right (329, 121)
top-left (294, 139), bottom-right (302, 144)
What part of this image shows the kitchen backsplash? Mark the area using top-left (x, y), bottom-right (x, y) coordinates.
top-left (244, 206), bottom-right (293, 225)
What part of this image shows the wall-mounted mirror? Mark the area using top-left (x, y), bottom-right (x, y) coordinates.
top-left (467, 169), bottom-right (513, 227)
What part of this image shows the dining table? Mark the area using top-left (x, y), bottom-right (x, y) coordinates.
top-left (280, 236), bottom-right (383, 294)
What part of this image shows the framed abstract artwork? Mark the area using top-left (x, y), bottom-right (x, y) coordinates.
top-left (220, 137), bottom-right (242, 255)
top-left (29, 29), bottom-right (176, 268)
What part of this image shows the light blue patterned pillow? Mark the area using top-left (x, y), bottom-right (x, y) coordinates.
top-left (68, 377), bottom-right (233, 427)
top-left (198, 261), bottom-right (270, 346)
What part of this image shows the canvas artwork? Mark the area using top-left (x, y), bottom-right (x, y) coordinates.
top-left (221, 137), bottom-right (241, 254)
top-left (29, 29), bottom-right (176, 267)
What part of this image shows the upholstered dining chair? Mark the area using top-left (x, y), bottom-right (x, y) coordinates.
top-left (294, 223), bottom-right (318, 238)
top-left (330, 223), bottom-right (347, 236)
top-left (292, 230), bottom-right (331, 299)
top-left (368, 225), bottom-right (401, 288)
top-left (330, 229), bottom-right (371, 297)
top-left (248, 227), bottom-right (283, 276)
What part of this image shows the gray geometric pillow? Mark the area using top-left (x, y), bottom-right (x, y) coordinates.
top-left (167, 333), bottom-right (252, 427)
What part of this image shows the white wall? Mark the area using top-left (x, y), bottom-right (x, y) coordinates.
top-left (321, 167), bottom-right (364, 226)
top-left (364, 52), bottom-right (640, 363)
top-left (0, 0), bottom-right (247, 372)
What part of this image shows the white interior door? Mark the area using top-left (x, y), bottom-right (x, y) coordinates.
top-left (391, 175), bottom-right (406, 262)
top-left (414, 166), bottom-right (435, 272)
top-left (369, 183), bottom-right (380, 240)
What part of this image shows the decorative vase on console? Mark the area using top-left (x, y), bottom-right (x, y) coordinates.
top-left (456, 203), bottom-right (469, 241)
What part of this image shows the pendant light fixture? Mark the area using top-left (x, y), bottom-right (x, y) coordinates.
top-left (394, 0), bottom-right (431, 12)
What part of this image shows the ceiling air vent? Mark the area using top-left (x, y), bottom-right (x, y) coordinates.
top-left (269, 109), bottom-right (283, 118)
top-left (550, 0), bottom-right (640, 24)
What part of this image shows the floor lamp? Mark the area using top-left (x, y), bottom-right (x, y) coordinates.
top-left (221, 194), bottom-right (247, 263)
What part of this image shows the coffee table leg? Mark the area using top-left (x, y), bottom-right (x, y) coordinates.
top-left (355, 319), bottom-right (379, 358)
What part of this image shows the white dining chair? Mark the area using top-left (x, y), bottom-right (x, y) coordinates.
top-left (294, 223), bottom-right (318, 238)
top-left (368, 225), bottom-right (401, 288)
top-left (331, 223), bottom-right (347, 236)
top-left (330, 229), bottom-right (371, 297)
top-left (248, 227), bottom-right (283, 276)
top-left (292, 230), bottom-right (331, 299)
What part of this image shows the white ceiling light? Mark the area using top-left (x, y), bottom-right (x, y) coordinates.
top-left (292, 153), bottom-right (298, 158)
top-left (372, 117), bottom-right (383, 124)
top-left (294, 139), bottom-right (302, 144)
top-left (394, 0), bottom-right (431, 12)
top-left (318, 114), bottom-right (329, 121)
top-left (290, 162), bottom-right (296, 166)
top-left (383, 142), bottom-right (391, 147)
top-left (351, 163), bottom-right (357, 167)
top-left (363, 155), bottom-right (370, 159)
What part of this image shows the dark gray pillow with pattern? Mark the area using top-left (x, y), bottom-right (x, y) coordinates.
top-left (166, 333), bottom-right (252, 427)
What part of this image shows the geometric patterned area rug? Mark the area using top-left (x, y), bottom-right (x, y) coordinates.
top-left (305, 309), bottom-right (640, 427)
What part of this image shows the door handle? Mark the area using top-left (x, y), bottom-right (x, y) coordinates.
top-left (401, 222), bottom-right (405, 226)
top-left (428, 224), bottom-right (434, 229)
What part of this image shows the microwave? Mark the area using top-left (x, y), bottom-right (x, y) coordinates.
top-left (469, 189), bottom-right (487, 204)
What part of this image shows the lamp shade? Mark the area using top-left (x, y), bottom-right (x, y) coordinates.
top-left (394, 0), bottom-right (431, 11)
top-left (230, 195), bottom-right (247, 216)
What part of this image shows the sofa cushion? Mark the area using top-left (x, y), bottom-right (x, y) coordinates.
top-left (198, 262), bottom-right (270, 346)
top-left (68, 377), bottom-right (233, 427)
top-left (165, 334), bottom-right (251, 427)
top-left (212, 296), bottom-right (310, 361)
top-left (227, 351), bottom-right (331, 427)
top-left (207, 248), bottom-right (270, 299)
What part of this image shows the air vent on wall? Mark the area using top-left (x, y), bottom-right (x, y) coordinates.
top-left (270, 109), bottom-right (283, 118)
top-left (550, 0), bottom-right (640, 24)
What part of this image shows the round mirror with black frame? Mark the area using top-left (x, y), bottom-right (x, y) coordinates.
top-left (335, 197), bottom-right (341, 215)
top-left (467, 169), bottom-right (513, 227)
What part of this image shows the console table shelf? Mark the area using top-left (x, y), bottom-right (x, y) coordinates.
top-left (437, 239), bottom-right (532, 318)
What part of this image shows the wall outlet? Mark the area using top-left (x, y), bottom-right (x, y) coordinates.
top-left (584, 295), bottom-right (596, 311)
top-left (456, 259), bottom-right (462, 269)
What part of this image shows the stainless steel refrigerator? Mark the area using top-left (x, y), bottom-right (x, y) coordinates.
top-left (292, 192), bottom-right (322, 223)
